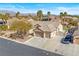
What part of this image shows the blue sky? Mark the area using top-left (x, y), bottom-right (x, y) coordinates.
top-left (0, 3), bottom-right (79, 15)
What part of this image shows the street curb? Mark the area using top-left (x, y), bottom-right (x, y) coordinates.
top-left (0, 36), bottom-right (25, 45)
top-left (0, 36), bottom-right (63, 55)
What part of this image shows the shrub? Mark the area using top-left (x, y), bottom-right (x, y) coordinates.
top-left (0, 25), bottom-right (8, 31)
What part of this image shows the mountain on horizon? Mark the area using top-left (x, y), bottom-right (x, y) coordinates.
top-left (0, 10), bottom-right (37, 16)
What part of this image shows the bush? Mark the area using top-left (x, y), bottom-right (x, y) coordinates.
top-left (10, 20), bottom-right (32, 34)
top-left (63, 26), bottom-right (69, 31)
top-left (0, 25), bottom-right (8, 31)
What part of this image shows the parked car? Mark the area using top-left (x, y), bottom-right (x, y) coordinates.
top-left (61, 34), bottom-right (73, 44)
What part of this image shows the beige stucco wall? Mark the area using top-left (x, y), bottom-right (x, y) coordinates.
top-left (73, 36), bottom-right (79, 44)
top-left (29, 29), bottom-right (34, 34)
top-left (50, 31), bottom-right (57, 38)
top-left (57, 23), bottom-right (64, 33)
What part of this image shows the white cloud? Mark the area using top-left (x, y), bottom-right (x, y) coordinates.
top-left (53, 7), bottom-right (79, 15)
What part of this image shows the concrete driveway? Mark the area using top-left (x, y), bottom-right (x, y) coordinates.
top-left (24, 34), bottom-right (79, 56)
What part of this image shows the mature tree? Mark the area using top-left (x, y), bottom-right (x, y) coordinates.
top-left (4, 13), bottom-right (10, 22)
top-left (0, 14), bottom-right (4, 20)
top-left (10, 20), bottom-right (32, 35)
top-left (16, 12), bottom-right (20, 18)
top-left (5, 13), bottom-right (10, 18)
top-left (0, 13), bottom-right (10, 24)
top-left (63, 18), bottom-right (78, 31)
top-left (37, 10), bottom-right (43, 21)
top-left (0, 14), bottom-right (2, 19)
top-left (47, 11), bottom-right (51, 21)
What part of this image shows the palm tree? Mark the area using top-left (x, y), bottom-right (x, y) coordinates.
top-left (37, 10), bottom-right (43, 21)
top-left (0, 14), bottom-right (6, 20)
top-left (47, 11), bottom-right (51, 21)
top-left (60, 12), bottom-right (68, 19)
top-left (0, 14), bottom-right (3, 19)
top-left (60, 12), bottom-right (63, 18)
top-left (16, 12), bottom-right (20, 18)
top-left (64, 12), bottom-right (67, 16)
top-left (4, 13), bottom-right (10, 23)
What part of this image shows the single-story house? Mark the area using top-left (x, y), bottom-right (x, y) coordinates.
top-left (29, 20), bottom-right (64, 38)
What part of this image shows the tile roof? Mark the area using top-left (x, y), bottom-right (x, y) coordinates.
top-left (32, 20), bottom-right (60, 32)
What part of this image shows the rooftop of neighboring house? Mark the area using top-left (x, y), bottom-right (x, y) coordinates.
top-left (42, 16), bottom-right (51, 21)
top-left (50, 15), bottom-right (61, 22)
top-left (63, 16), bottom-right (79, 21)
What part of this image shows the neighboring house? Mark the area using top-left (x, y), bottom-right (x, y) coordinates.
top-left (63, 16), bottom-right (73, 19)
top-left (42, 16), bottom-right (51, 21)
top-left (63, 16), bottom-right (79, 21)
top-left (29, 19), bottom-right (64, 38)
top-left (73, 26), bottom-right (79, 44)
top-left (50, 15), bottom-right (61, 22)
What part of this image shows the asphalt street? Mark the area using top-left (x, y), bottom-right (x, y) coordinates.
top-left (0, 38), bottom-right (62, 56)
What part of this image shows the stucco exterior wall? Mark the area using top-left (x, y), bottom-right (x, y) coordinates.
top-left (73, 36), bottom-right (79, 44)
top-left (50, 31), bottom-right (57, 38)
top-left (57, 23), bottom-right (64, 32)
